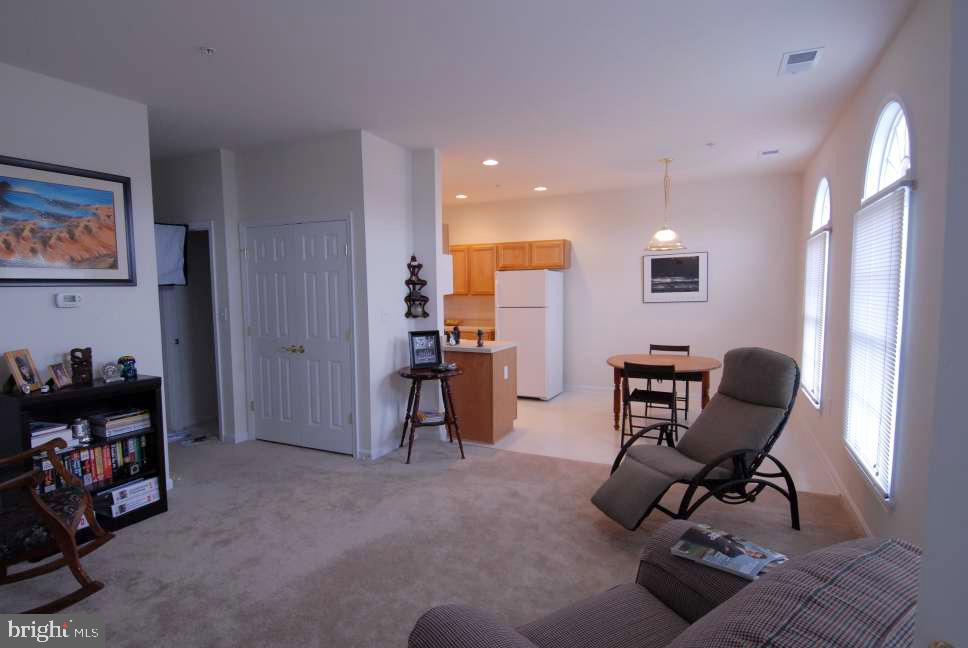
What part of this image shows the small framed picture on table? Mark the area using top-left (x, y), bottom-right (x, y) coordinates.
top-left (409, 331), bottom-right (442, 369)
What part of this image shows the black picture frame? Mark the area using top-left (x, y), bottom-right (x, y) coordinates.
top-left (0, 154), bottom-right (136, 286)
top-left (409, 330), bottom-right (442, 369)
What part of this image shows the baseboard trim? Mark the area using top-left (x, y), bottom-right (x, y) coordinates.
top-left (564, 384), bottom-right (612, 392)
top-left (803, 419), bottom-right (873, 536)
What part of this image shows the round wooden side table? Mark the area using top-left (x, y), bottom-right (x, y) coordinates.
top-left (398, 366), bottom-right (465, 464)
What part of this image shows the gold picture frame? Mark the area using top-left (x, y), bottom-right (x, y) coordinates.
top-left (4, 348), bottom-right (42, 392)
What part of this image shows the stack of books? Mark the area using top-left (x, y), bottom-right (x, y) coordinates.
top-left (29, 421), bottom-right (76, 449)
top-left (90, 409), bottom-right (151, 438)
top-left (32, 434), bottom-right (151, 492)
top-left (94, 477), bottom-right (160, 518)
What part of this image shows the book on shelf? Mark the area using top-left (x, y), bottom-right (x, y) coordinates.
top-left (29, 421), bottom-right (76, 449)
top-left (95, 488), bottom-right (160, 518)
top-left (93, 423), bottom-right (152, 438)
top-left (96, 476), bottom-right (159, 505)
top-left (29, 421), bottom-right (69, 436)
top-left (671, 524), bottom-right (787, 580)
top-left (32, 433), bottom-right (152, 494)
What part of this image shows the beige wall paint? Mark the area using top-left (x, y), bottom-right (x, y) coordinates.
top-left (445, 172), bottom-right (839, 495)
top-left (793, 0), bottom-right (951, 542)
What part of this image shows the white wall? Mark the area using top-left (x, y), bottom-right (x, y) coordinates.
top-left (792, 0), bottom-right (951, 542)
top-left (916, 1), bottom-right (966, 643)
top-left (360, 132), bottom-right (414, 458)
top-left (152, 151), bottom-right (246, 442)
top-left (446, 173), bottom-right (802, 393)
top-left (0, 62), bottom-right (167, 479)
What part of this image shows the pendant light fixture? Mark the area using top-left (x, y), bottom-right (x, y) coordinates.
top-left (647, 158), bottom-right (685, 251)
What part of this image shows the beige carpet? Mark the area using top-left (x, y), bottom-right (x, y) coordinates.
top-left (2, 439), bottom-right (863, 646)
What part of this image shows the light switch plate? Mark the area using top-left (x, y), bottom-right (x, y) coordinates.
top-left (504, 365), bottom-right (509, 380)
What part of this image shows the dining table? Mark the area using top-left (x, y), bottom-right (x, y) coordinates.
top-left (606, 353), bottom-right (723, 430)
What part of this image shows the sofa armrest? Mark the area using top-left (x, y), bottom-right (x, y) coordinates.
top-left (635, 520), bottom-right (749, 623)
top-left (409, 605), bottom-right (538, 648)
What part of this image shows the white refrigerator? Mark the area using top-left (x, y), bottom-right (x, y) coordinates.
top-left (496, 270), bottom-right (564, 400)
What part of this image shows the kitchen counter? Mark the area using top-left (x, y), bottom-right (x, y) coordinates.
top-left (444, 343), bottom-right (517, 444)
top-left (443, 340), bottom-right (516, 354)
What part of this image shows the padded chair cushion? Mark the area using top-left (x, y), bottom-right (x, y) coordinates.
top-left (717, 347), bottom-right (799, 409)
top-left (592, 460), bottom-right (673, 531)
top-left (675, 394), bottom-right (786, 468)
top-left (626, 446), bottom-right (731, 482)
top-left (665, 537), bottom-right (921, 648)
top-left (517, 583), bottom-right (690, 648)
top-left (0, 485), bottom-right (86, 562)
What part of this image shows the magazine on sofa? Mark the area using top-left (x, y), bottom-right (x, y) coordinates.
top-left (671, 524), bottom-right (787, 580)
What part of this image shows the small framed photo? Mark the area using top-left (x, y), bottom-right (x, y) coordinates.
top-left (409, 330), bottom-right (442, 369)
top-left (48, 362), bottom-right (72, 388)
top-left (4, 348), bottom-right (42, 392)
top-left (643, 251), bottom-right (708, 303)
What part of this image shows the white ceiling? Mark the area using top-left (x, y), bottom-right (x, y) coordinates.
top-left (0, 1), bottom-right (912, 204)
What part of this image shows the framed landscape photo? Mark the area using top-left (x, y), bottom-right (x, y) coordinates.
top-left (0, 155), bottom-right (136, 286)
top-left (408, 330), bottom-right (442, 369)
top-left (643, 251), bottom-right (708, 303)
top-left (4, 348), bottom-right (42, 392)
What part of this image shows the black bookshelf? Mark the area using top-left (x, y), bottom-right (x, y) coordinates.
top-left (0, 375), bottom-right (168, 533)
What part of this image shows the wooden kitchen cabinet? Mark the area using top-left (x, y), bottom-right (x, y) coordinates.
top-left (468, 245), bottom-right (496, 295)
top-left (450, 245), bottom-right (469, 295)
top-left (529, 239), bottom-right (571, 269)
top-left (496, 242), bottom-right (530, 269)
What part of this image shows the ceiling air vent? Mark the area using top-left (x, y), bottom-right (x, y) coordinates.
top-left (778, 48), bottom-right (823, 75)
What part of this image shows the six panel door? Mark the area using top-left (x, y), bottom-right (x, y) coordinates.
top-left (246, 221), bottom-right (355, 454)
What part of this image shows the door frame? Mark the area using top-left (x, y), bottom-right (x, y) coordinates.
top-left (239, 216), bottom-right (359, 456)
top-left (158, 220), bottom-right (226, 443)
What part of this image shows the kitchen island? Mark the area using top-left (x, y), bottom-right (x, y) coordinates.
top-left (443, 340), bottom-right (517, 444)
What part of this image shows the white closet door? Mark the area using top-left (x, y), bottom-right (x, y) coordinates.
top-left (247, 221), bottom-right (355, 454)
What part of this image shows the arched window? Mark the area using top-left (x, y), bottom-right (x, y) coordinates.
top-left (864, 101), bottom-right (911, 199)
top-left (801, 178), bottom-right (831, 406)
top-left (844, 101), bottom-right (912, 499)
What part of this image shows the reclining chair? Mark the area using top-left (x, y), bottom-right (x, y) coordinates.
top-left (592, 347), bottom-right (800, 531)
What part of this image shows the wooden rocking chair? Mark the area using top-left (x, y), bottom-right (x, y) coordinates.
top-left (0, 438), bottom-right (113, 612)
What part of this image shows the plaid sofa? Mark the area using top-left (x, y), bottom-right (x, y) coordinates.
top-left (409, 520), bottom-right (920, 648)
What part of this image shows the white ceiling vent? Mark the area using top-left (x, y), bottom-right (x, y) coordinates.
top-left (778, 48), bottom-right (823, 75)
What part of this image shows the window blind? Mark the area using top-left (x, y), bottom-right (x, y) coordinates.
top-left (844, 184), bottom-right (909, 498)
top-left (801, 230), bottom-right (829, 404)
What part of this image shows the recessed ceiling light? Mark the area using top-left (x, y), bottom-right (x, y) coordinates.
top-left (482, 159), bottom-right (499, 166)
top-left (455, 194), bottom-right (468, 199)
top-left (198, 46), bottom-right (216, 56)
top-left (533, 186), bottom-right (548, 192)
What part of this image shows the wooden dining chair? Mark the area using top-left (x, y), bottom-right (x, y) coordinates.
top-left (621, 362), bottom-right (678, 446)
top-left (648, 344), bottom-right (691, 421)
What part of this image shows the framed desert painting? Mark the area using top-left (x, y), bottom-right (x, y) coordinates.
top-left (0, 155), bottom-right (135, 285)
top-left (643, 251), bottom-right (708, 303)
